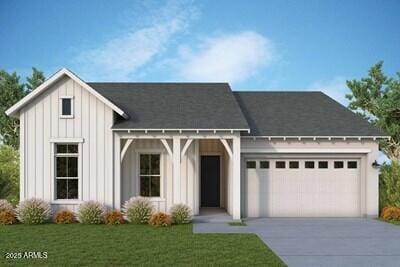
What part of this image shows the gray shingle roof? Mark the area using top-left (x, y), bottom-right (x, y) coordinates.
top-left (88, 83), bottom-right (250, 130)
top-left (233, 91), bottom-right (386, 136)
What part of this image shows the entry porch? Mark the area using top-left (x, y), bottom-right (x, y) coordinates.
top-left (113, 131), bottom-right (242, 220)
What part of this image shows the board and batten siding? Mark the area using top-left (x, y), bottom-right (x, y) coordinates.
top-left (121, 139), bottom-right (200, 215)
top-left (20, 76), bottom-right (114, 211)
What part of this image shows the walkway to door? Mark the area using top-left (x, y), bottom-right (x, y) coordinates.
top-left (193, 208), bottom-right (232, 223)
top-left (193, 218), bottom-right (400, 267)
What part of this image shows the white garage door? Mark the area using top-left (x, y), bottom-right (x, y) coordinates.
top-left (246, 158), bottom-right (360, 217)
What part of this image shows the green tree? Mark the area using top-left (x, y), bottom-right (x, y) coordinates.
top-left (0, 68), bottom-right (46, 149)
top-left (26, 67), bottom-right (45, 92)
top-left (379, 162), bottom-right (400, 210)
top-left (0, 145), bottom-right (19, 204)
top-left (0, 71), bottom-right (25, 148)
top-left (346, 61), bottom-right (400, 162)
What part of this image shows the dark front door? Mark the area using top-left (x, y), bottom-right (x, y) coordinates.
top-left (201, 156), bottom-right (220, 207)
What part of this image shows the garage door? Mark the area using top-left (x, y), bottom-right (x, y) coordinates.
top-left (246, 159), bottom-right (360, 217)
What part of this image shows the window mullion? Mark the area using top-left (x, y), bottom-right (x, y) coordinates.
top-left (149, 176), bottom-right (152, 197)
top-left (66, 179), bottom-right (69, 200)
top-left (66, 156), bottom-right (69, 178)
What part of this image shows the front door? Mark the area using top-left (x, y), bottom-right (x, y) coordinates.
top-left (201, 156), bottom-right (220, 207)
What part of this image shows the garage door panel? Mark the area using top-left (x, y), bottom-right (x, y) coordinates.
top-left (247, 169), bottom-right (272, 217)
top-left (246, 159), bottom-right (360, 217)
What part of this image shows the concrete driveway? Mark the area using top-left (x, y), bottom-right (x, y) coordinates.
top-left (193, 218), bottom-right (400, 267)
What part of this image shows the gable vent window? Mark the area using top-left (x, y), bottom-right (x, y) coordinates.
top-left (60, 96), bottom-right (74, 118)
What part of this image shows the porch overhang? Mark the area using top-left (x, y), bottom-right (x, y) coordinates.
top-left (112, 128), bottom-right (250, 134)
top-left (114, 130), bottom-right (242, 220)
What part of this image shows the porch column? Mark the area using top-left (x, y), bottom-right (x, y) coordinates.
top-left (114, 133), bottom-right (121, 209)
top-left (232, 136), bottom-right (241, 220)
top-left (173, 136), bottom-right (181, 204)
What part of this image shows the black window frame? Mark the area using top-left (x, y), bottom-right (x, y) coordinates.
top-left (139, 154), bottom-right (161, 197)
top-left (347, 161), bottom-right (358, 169)
top-left (334, 161), bottom-right (344, 169)
top-left (289, 161), bottom-right (299, 169)
top-left (246, 161), bottom-right (256, 169)
top-left (275, 161), bottom-right (286, 169)
top-left (305, 161), bottom-right (315, 169)
top-left (318, 161), bottom-right (329, 169)
top-left (55, 144), bottom-right (79, 200)
top-left (260, 161), bottom-right (270, 169)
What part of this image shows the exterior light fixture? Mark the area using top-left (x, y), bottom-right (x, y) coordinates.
top-left (372, 160), bottom-right (381, 169)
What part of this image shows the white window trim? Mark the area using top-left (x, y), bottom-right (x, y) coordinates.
top-left (59, 96), bottom-right (74, 119)
top-left (51, 143), bottom-right (83, 202)
top-left (135, 149), bottom-right (164, 200)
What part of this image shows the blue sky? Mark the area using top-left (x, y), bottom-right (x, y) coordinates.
top-left (1, 0), bottom-right (399, 104)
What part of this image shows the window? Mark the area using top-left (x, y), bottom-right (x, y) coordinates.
top-left (348, 161), bottom-right (358, 169)
top-left (305, 161), bottom-right (315, 169)
top-left (260, 161), bottom-right (270, 169)
top-left (246, 161), bottom-right (256, 169)
top-left (55, 144), bottom-right (79, 199)
top-left (289, 161), bottom-right (299, 169)
top-left (276, 161), bottom-right (286, 169)
top-left (140, 154), bottom-right (161, 197)
top-left (318, 161), bottom-right (328, 169)
top-left (60, 97), bottom-right (74, 118)
top-left (334, 161), bottom-right (344, 169)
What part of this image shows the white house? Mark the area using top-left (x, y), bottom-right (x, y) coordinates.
top-left (6, 68), bottom-right (389, 220)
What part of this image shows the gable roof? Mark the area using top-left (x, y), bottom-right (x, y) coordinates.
top-left (234, 91), bottom-right (387, 137)
top-left (5, 68), bottom-right (127, 118)
top-left (88, 82), bottom-right (250, 130)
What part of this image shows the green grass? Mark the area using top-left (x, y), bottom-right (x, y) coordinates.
top-left (228, 221), bottom-right (247, 226)
top-left (382, 219), bottom-right (400, 225)
top-left (0, 224), bottom-right (285, 266)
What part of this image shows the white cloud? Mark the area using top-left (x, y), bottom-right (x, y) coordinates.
top-left (74, 0), bottom-right (197, 80)
top-left (308, 77), bottom-right (350, 106)
top-left (177, 31), bottom-right (275, 83)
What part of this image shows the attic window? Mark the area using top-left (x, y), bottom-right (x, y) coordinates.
top-left (60, 96), bottom-right (74, 118)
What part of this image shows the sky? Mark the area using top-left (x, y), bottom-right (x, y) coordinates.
top-left (1, 0), bottom-right (399, 106)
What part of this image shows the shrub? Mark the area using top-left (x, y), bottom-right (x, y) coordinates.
top-left (170, 204), bottom-right (192, 224)
top-left (0, 199), bottom-right (14, 213)
top-left (54, 209), bottom-right (76, 224)
top-left (77, 201), bottom-right (104, 224)
top-left (381, 206), bottom-right (400, 221)
top-left (0, 210), bottom-right (17, 225)
top-left (123, 197), bottom-right (153, 224)
top-left (0, 145), bottom-right (19, 205)
top-left (16, 198), bottom-right (51, 224)
top-left (379, 162), bottom-right (400, 211)
top-left (149, 212), bottom-right (172, 227)
top-left (104, 210), bottom-right (125, 225)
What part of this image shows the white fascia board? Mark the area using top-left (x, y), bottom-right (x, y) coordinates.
top-left (112, 128), bottom-right (250, 132)
top-left (243, 136), bottom-right (391, 140)
top-left (5, 68), bottom-right (128, 119)
top-left (241, 148), bottom-right (372, 154)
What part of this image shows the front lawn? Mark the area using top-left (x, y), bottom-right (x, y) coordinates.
top-left (0, 224), bottom-right (284, 266)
